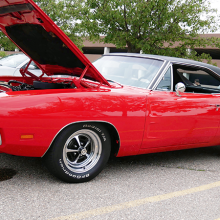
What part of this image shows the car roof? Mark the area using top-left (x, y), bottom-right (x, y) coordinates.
top-left (104, 53), bottom-right (220, 75)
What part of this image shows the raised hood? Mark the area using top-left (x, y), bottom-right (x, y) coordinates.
top-left (0, 0), bottom-right (110, 86)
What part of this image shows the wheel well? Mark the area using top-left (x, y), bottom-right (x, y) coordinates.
top-left (45, 121), bottom-right (120, 158)
top-left (101, 122), bottom-right (120, 156)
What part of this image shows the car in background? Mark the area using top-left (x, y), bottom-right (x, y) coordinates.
top-left (0, 53), bottom-right (42, 76)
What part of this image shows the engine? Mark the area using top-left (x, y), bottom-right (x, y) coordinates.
top-left (0, 78), bottom-right (75, 92)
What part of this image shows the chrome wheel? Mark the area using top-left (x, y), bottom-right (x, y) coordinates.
top-left (63, 129), bottom-right (102, 173)
top-left (43, 123), bottom-right (111, 183)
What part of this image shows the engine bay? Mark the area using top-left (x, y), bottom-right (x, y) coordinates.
top-left (0, 77), bottom-right (76, 92)
top-left (0, 59), bottom-right (117, 93)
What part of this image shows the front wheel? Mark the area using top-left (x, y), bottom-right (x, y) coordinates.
top-left (43, 123), bottom-right (111, 183)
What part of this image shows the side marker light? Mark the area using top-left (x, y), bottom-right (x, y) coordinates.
top-left (21, 135), bottom-right (34, 139)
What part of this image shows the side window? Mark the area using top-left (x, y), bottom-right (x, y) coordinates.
top-left (156, 67), bottom-right (171, 91)
top-left (173, 64), bottom-right (220, 94)
top-left (23, 61), bottom-right (39, 70)
top-left (30, 61), bottom-right (39, 69)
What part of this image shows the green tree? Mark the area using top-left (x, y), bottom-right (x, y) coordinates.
top-left (0, 0), bottom-right (83, 51)
top-left (71, 0), bottom-right (220, 63)
top-left (0, 32), bottom-right (17, 51)
top-left (34, 0), bottom-right (84, 49)
top-left (2, 0), bottom-right (219, 63)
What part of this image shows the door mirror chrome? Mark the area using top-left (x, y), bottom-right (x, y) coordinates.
top-left (175, 82), bottom-right (185, 96)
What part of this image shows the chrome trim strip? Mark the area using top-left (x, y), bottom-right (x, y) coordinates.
top-left (170, 65), bottom-right (174, 92)
top-left (152, 62), bottom-right (173, 91)
top-left (41, 120), bottom-right (121, 157)
top-left (0, 134), bottom-right (2, 145)
top-left (104, 53), bottom-right (168, 63)
top-left (147, 60), bottom-right (170, 90)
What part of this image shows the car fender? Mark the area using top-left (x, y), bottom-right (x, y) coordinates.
top-left (43, 120), bottom-right (121, 157)
top-left (0, 88), bottom-right (147, 157)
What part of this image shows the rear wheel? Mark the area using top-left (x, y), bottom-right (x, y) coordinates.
top-left (43, 123), bottom-right (111, 183)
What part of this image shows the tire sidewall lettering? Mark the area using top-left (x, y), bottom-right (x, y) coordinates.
top-left (59, 159), bottom-right (90, 179)
top-left (83, 124), bottom-right (106, 141)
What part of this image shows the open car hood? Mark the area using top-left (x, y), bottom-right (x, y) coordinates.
top-left (0, 0), bottom-right (110, 86)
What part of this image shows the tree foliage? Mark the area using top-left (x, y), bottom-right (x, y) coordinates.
top-left (1, 0), bottom-right (220, 63)
top-left (34, 0), bottom-right (84, 49)
top-left (71, 0), bottom-right (220, 63)
top-left (0, 0), bottom-right (83, 51)
top-left (0, 32), bottom-right (17, 51)
top-left (0, 51), bottom-right (7, 58)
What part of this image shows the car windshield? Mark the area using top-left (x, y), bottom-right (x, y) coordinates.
top-left (93, 56), bottom-right (164, 88)
top-left (0, 54), bottom-right (28, 68)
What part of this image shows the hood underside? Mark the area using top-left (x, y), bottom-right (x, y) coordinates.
top-left (0, 0), bottom-right (110, 86)
top-left (6, 23), bottom-right (85, 70)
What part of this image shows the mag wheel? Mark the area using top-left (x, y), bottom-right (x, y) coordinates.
top-left (63, 129), bottom-right (103, 173)
top-left (43, 123), bottom-right (111, 183)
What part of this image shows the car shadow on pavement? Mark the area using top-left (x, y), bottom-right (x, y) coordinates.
top-left (109, 145), bottom-right (220, 163)
top-left (106, 146), bottom-right (220, 173)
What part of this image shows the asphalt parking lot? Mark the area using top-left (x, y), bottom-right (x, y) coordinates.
top-left (1, 146), bottom-right (220, 220)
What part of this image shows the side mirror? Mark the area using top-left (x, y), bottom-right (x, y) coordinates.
top-left (175, 82), bottom-right (185, 96)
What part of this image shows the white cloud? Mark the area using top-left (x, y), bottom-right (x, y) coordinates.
top-left (210, 0), bottom-right (220, 12)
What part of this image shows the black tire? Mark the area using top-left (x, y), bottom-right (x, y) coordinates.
top-left (43, 123), bottom-right (111, 183)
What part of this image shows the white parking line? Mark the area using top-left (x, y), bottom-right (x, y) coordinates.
top-left (50, 181), bottom-right (220, 220)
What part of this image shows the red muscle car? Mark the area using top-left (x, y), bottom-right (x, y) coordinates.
top-left (1, 0), bottom-right (220, 183)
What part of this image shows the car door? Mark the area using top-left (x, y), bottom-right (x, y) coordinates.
top-left (141, 65), bottom-right (220, 149)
